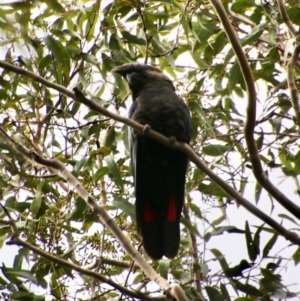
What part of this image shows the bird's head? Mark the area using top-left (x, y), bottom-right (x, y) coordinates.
top-left (112, 64), bottom-right (175, 98)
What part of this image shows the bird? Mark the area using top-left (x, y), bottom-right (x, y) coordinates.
top-left (112, 64), bottom-right (191, 260)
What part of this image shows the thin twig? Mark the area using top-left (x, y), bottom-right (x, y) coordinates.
top-left (135, 1), bottom-right (152, 64)
top-left (98, 257), bottom-right (140, 271)
top-left (182, 205), bottom-right (203, 300)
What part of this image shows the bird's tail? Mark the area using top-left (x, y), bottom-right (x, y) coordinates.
top-left (139, 195), bottom-right (181, 260)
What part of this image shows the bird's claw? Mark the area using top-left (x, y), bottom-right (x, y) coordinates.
top-left (142, 124), bottom-right (151, 135)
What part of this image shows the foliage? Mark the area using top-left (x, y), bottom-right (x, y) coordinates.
top-left (0, 0), bottom-right (299, 300)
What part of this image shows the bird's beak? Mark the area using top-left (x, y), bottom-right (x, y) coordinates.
top-left (112, 66), bottom-right (127, 77)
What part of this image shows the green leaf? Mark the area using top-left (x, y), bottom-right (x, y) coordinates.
top-left (4, 268), bottom-right (38, 285)
top-left (50, 272), bottom-right (62, 299)
top-left (292, 246), bottom-right (300, 265)
top-left (225, 260), bottom-right (253, 278)
top-left (74, 158), bottom-right (89, 175)
top-left (120, 31), bottom-right (146, 45)
top-left (210, 248), bottom-right (229, 271)
top-left (256, 132), bottom-right (263, 150)
top-left (202, 144), bottom-right (230, 156)
top-left (268, 27), bottom-right (277, 46)
top-left (189, 101), bottom-right (215, 137)
top-left (260, 267), bottom-right (281, 282)
top-left (11, 291), bottom-right (39, 300)
top-left (240, 24), bottom-right (265, 46)
top-left (85, 1), bottom-right (100, 41)
top-left (204, 226), bottom-right (244, 242)
top-left (187, 202), bottom-right (202, 218)
top-left (191, 53), bottom-right (210, 68)
top-left (105, 126), bottom-right (116, 148)
top-left (93, 166), bottom-right (110, 183)
top-left (231, 0), bottom-right (255, 13)
top-left (294, 150), bottom-right (300, 174)
top-left (269, 117), bottom-right (282, 134)
top-left (151, 0), bottom-right (184, 13)
top-left (211, 211), bottom-right (226, 226)
top-left (259, 277), bottom-right (284, 294)
top-left (70, 101), bottom-right (81, 116)
top-left (231, 279), bottom-right (263, 297)
top-left (181, 217), bottom-right (199, 235)
top-left (90, 147), bottom-right (111, 157)
top-left (41, 0), bottom-right (65, 12)
top-left (253, 224), bottom-right (263, 257)
top-left (278, 148), bottom-right (294, 170)
top-left (228, 62), bottom-right (242, 93)
top-left (220, 283), bottom-right (231, 301)
top-left (62, 29), bottom-right (81, 40)
top-left (13, 248), bottom-right (29, 270)
top-left (192, 262), bottom-right (201, 273)
top-left (66, 197), bottom-right (88, 221)
top-left (198, 182), bottom-right (230, 198)
top-left (213, 32), bottom-right (227, 55)
top-left (245, 221), bottom-right (258, 261)
top-left (31, 182), bottom-right (43, 215)
top-left (171, 268), bottom-right (190, 283)
top-left (255, 181), bottom-right (262, 204)
top-left (44, 35), bottom-right (70, 83)
top-left (205, 286), bottom-right (225, 301)
top-left (282, 167), bottom-right (297, 177)
top-left (278, 214), bottom-right (300, 225)
top-left (159, 259), bottom-right (170, 279)
top-left (105, 153), bottom-right (124, 191)
top-left (113, 197), bottom-right (135, 220)
top-left (262, 233), bottom-right (278, 258)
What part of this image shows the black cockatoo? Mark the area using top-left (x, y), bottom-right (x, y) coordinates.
top-left (113, 64), bottom-right (191, 260)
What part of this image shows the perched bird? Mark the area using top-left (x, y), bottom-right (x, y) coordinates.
top-left (112, 64), bottom-right (191, 260)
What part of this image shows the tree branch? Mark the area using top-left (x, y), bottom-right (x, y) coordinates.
top-left (182, 205), bottom-right (203, 300)
top-left (0, 125), bottom-right (187, 300)
top-left (0, 214), bottom-right (164, 301)
top-left (0, 61), bottom-right (299, 248)
top-left (277, 0), bottom-right (298, 36)
top-left (135, 0), bottom-right (151, 64)
top-left (209, 0), bottom-right (300, 220)
top-left (287, 44), bottom-right (300, 126)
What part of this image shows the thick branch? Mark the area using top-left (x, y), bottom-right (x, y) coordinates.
top-left (277, 0), bottom-right (298, 36)
top-left (287, 44), bottom-right (300, 126)
top-left (0, 61), bottom-right (299, 246)
top-left (209, 0), bottom-right (300, 220)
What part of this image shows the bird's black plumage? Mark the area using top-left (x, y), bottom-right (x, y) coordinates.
top-left (113, 64), bottom-right (191, 260)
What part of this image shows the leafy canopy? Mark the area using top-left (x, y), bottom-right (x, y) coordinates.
top-left (0, 0), bottom-right (299, 300)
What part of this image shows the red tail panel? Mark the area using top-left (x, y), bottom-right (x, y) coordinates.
top-left (167, 195), bottom-right (176, 222)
